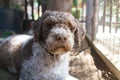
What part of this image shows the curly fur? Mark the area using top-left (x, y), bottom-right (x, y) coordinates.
top-left (20, 42), bottom-right (70, 80)
top-left (0, 35), bottom-right (33, 73)
top-left (19, 11), bottom-right (85, 80)
top-left (0, 11), bottom-right (85, 80)
top-left (33, 10), bottom-right (85, 44)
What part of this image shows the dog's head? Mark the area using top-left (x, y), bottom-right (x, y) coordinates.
top-left (33, 11), bottom-right (85, 55)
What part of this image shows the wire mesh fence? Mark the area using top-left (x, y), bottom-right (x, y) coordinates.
top-left (95, 0), bottom-right (120, 71)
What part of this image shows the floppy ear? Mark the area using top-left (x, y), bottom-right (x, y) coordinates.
top-left (32, 10), bottom-right (51, 42)
top-left (74, 19), bottom-right (86, 47)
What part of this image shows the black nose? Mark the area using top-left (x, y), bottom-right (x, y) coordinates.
top-left (56, 35), bottom-right (67, 42)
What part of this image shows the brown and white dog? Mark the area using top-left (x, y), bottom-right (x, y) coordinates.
top-left (0, 11), bottom-right (85, 80)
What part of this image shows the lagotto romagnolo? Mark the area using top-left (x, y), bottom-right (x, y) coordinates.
top-left (0, 11), bottom-right (85, 80)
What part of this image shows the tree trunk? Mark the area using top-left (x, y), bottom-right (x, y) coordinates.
top-left (46, 0), bottom-right (73, 12)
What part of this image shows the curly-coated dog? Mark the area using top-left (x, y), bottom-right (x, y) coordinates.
top-left (0, 11), bottom-right (85, 80)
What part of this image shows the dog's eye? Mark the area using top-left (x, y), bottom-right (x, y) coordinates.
top-left (48, 23), bottom-right (53, 27)
top-left (47, 23), bottom-right (56, 29)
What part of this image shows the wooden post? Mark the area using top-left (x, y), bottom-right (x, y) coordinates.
top-left (86, 0), bottom-right (93, 40)
top-left (86, 0), bottom-right (99, 41)
top-left (93, 0), bottom-right (98, 39)
top-left (46, 0), bottom-right (73, 12)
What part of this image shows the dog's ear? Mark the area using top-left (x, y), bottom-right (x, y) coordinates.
top-left (32, 10), bottom-right (52, 42)
top-left (74, 19), bottom-right (86, 46)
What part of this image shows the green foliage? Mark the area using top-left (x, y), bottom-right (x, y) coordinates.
top-left (0, 31), bottom-right (15, 38)
top-left (71, 8), bottom-right (80, 19)
top-left (83, 0), bottom-right (86, 3)
top-left (10, 3), bottom-right (23, 11)
top-left (73, 0), bottom-right (78, 6)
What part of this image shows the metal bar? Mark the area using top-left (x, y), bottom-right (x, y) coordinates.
top-left (31, 0), bottom-right (34, 20)
top-left (25, 0), bottom-right (28, 20)
top-left (82, 0), bottom-right (84, 22)
top-left (103, 0), bottom-right (106, 32)
top-left (116, 0), bottom-right (119, 33)
top-left (38, 0), bottom-right (40, 17)
top-left (41, 0), bottom-right (47, 14)
top-left (109, 0), bottom-right (112, 33)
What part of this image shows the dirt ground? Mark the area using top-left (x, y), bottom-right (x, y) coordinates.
top-left (69, 48), bottom-right (118, 80)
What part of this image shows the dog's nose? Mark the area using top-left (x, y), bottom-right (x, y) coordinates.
top-left (56, 35), bottom-right (67, 42)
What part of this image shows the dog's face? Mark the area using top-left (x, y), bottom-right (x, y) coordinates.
top-left (45, 24), bottom-right (74, 54)
top-left (33, 11), bottom-right (85, 54)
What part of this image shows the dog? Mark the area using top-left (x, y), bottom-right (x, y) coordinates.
top-left (0, 11), bottom-right (85, 80)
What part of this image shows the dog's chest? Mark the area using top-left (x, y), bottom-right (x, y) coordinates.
top-left (21, 42), bottom-right (70, 80)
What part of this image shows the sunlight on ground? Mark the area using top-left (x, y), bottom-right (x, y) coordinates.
top-left (95, 26), bottom-right (120, 71)
top-left (69, 48), bottom-right (117, 80)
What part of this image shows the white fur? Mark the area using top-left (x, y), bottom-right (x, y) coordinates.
top-left (46, 27), bottom-right (74, 54)
top-left (19, 23), bottom-right (79, 80)
top-left (0, 38), bottom-right (4, 43)
top-left (2, 35), bottom-right (33, 52)
top-left (2, 35), bottom-right (33, 73)
top-left (19, 26), bottom-right (78, 80)
top-left (51, 27), bottom-right (70, 35)
top-left (20, 42), bottom-right (71, 80)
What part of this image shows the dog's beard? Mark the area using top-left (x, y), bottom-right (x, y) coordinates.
top-left (45, 27), bottom-right (74, 55)
top-left (46, 41), bottom-right (73, 54)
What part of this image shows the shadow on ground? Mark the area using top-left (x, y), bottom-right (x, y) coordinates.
top-left (70, 47), bottom-right (118, 80)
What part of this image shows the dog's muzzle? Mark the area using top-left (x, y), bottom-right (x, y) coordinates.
top-left (45, 27), bottom-right (74, 55)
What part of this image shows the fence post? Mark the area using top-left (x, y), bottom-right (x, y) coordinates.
top-left (86, 0), bottom-right (99, 41)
